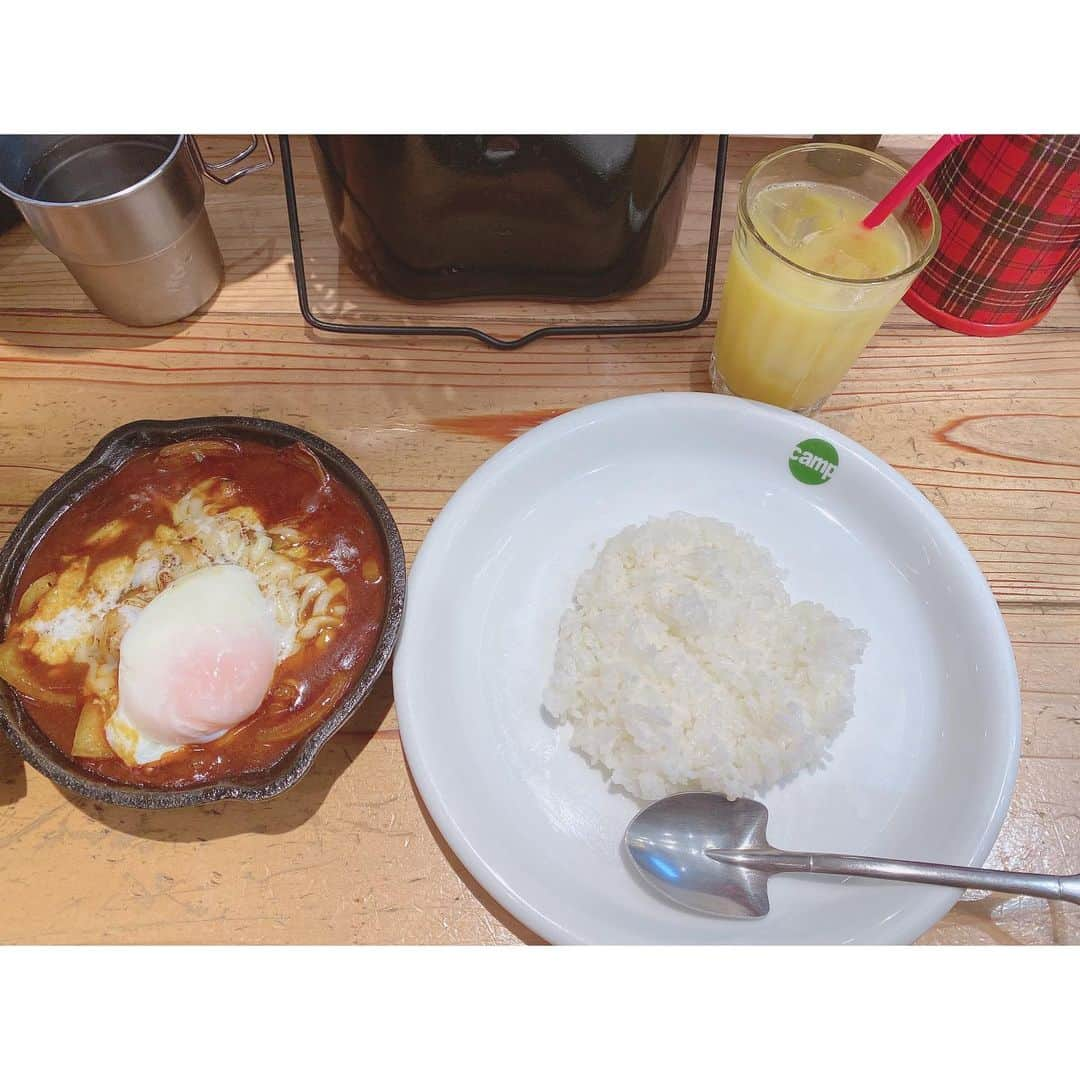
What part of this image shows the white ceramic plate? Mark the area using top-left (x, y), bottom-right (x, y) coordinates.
top-left (394, 393), bottom-right (1020, 944)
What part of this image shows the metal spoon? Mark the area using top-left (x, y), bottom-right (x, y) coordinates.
top-left (624, 792), bottom-right (1080, 918)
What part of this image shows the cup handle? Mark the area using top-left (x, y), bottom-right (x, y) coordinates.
top-left (187, 135), bottom-right (275, 185)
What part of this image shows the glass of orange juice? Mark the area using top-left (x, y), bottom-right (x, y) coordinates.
top-left (710, 143), bottom-right (940, 414)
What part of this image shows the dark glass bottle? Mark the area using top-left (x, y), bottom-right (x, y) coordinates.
top-left (312, 135), bottom-right (700, 301)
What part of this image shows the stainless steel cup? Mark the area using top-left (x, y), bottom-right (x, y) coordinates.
top-left (0, 134), bottom-right (272, 326)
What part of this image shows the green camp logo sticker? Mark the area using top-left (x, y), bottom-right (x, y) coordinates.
top-left (789, 438), bottom-right (839, 485)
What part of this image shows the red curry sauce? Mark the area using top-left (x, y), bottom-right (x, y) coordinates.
top-left (7, 439), bottom-right (388, 789)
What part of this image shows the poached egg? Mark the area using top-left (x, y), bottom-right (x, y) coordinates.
top-left (105, 564), bottom-right (283, 765)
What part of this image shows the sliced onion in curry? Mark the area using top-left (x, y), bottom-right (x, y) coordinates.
top-left (0, 642), bottom-right (76, 706)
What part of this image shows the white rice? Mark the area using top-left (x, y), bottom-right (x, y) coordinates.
top-left (542, 513), bottom-right (869, 801)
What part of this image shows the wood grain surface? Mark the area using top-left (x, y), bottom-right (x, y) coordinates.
top-left (0, 135), bottom-right (1076, 945)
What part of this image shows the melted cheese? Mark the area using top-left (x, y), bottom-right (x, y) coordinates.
top-left (12, 479), bottom-right (349, 765)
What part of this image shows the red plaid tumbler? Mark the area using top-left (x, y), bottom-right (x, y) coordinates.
top-left (904, 134), bottom-right (1080, 335)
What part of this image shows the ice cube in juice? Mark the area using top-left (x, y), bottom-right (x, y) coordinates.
top-left (712, 181), bottom-right (913, 412)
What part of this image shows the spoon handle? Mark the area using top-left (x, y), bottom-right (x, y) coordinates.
top-left (708, 849), bottom-right (1080, 905)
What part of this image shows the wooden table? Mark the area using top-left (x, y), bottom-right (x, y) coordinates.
top-left (0, 136), bottom-right (1076, 945)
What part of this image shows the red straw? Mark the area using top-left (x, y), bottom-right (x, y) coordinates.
top-left (862, 134), bottom-right (972, 229)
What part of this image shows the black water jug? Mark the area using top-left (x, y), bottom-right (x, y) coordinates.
top-left (312, 135), bottom-right (700, 301)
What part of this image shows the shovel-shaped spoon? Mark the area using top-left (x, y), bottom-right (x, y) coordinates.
top-left (625, 792), bottom-right (1080, 918)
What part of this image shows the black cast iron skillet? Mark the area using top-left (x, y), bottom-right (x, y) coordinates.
top-left (0, 416), bottom-right (406, 809)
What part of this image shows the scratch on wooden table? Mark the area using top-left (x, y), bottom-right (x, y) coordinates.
top-left (0, 803), bottom-right (66, 849)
